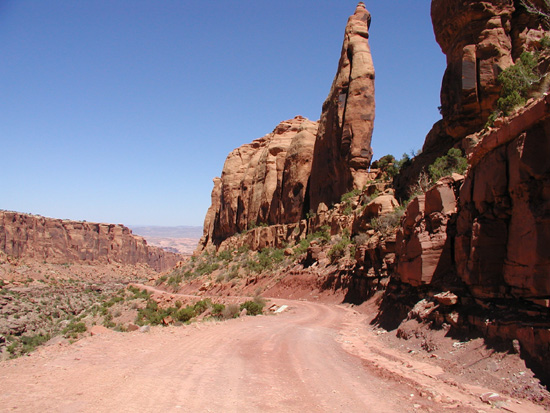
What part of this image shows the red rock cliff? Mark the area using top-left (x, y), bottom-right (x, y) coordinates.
top-left (396, 0), bottom-right (550, 199)
top-left (0, 211), bottom-right (181, 272)
top-left (309, 2), bottom-right (375, 211)
top-left (199, 116), bottom-right (318, 249)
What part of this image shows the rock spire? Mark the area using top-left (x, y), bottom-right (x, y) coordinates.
top-left (309, 2), bottom-right (376, 212)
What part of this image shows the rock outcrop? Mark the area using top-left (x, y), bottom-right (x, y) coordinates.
top-left (0, 211), bottom-right (181, 271)
top-left (199, 116), bottom-right (318, 249)
top-left (397, 0), bottom-right (550, 199)
top-left (396, 175), bottom-right (463, 287)
top-left (456, 95), bottom-right (550, 303)
top-left (309, 2), bottom-right (375, 211)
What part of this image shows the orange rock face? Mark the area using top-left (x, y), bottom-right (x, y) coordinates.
top-left (309, 2), bottom-right (375, 212)
top-left (456, 96), bottom-right (550, 302)
top-left (397, 0), bottom-right (549, 199)
top-left (0, 211), bottom-right (181, 271)
top-left (199, 116), bottom-right (318, 249)
top-left (396, 175), bottom-right (463, 286)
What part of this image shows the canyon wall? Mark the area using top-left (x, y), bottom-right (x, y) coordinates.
top-left (0, 211), bottom-right (181, 272)
top-left (396, 0), bottom-right (550, 199)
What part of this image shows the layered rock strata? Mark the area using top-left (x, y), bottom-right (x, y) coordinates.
top-left (199, 116), bottom-right (318, 249)
top-left (396, 175), bottom-right (463, 287)
top-left (309, 2), bottom-right (376, 211)
top-left (397, 0), bottom-right (550, 199)
top-left (0, 211), bottom-right (181, 272)
top-left (456, 94), bottom-right (550, 303)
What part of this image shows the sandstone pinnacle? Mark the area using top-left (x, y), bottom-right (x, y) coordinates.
top-left (309, 1), bottom-right (376, 212)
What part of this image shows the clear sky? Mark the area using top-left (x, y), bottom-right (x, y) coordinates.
top-left (1, 1), bottom-right (445, 226)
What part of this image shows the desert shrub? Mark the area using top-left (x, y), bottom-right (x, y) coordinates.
top-left (195, 261), bottom-right (220, 276)
top-left (253, 294), bottom-right (266, 307)
top-left (193, 299), bottom-right (212, 314)
top-left (428, 148), bottom-right (468, 182)
top-left (240, 300), bottom-right (264, 316)
top-left (127, 286), bottom-right (150, 300)
top-left (155, 275), bottom-right (168, 285)
top-left (174, 306), bottom-right (195, 323)
top-left (247, 247), bottom-right (285, 274)
top-left (9, 333), bottom-right (52, 355)
top-left (362, 189), bottom-right (380, 205)
top-left (340, 188), bottom-right (361, 204)
top-left (136, 299), bottom-right (166, 326)
top-left (353, 232), bottom-right (370, 245)
top-left (221, 303), bottom-right (240, 319)
top-left (371, 207), bottom-right (406, 235)
top-left (167, 272), bottom-right (183, 288)
top-left (63, 321), bottom-right (87, 338)
top-left (217, 249), bottom-right (233, 262)
top-left (225, 265), bottom-right (240, 281)
top-left (497, 51), bottom-right (541, 115)
top-left (293, 225), bottom-right (332, 256)
top-left (211, 303), bottom-right (225, 317)
top-left (328, 235), bottom-right (352, 264)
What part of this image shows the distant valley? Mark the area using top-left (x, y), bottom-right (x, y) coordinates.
top-left (129, 225), bottom-right (202, 256)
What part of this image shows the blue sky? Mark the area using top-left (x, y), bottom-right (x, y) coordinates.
top-left (1, 1), bottom-right (445, 226)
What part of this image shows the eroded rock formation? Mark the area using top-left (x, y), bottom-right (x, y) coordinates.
top-left (397, 0), bottom-right (550, 199)
top-left (309, 2), bottom-right (375, 211)
top-left (199, 116), bottom-right (318, 249)
top-left (396, 175), bottom-right (463, 287)
top-left (457, 95), bottom-right (550, 304)
top-left (0, 211), bottom-right (181, 271)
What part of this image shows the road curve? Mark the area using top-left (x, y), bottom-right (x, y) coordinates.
top-left (0, 299), bottom-right (418, 412)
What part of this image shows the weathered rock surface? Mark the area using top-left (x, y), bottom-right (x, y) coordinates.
top-left (309, 2), bottom-right (375, 211)
top-left (0, 211), bottom-right (181, 271)
top-left (199, 116), bottom-right (318, 249)
top-left (396, 175), bottom-right (463, 287)
top-left (397, 0), bottom-right (550, 200)
top-left (456, 95), bottom-right (550, 302)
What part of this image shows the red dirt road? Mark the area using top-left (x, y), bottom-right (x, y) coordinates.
top-left (0, 299), bottom-right (544, 412)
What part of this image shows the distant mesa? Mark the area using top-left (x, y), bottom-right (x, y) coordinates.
top-left (0, 210), bottom-right (181, 271)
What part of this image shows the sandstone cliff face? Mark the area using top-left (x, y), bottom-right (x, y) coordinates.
top-left (396, 175), bottom-right (463, 287)
top-left (457, 95), bottom-right (550, 303)
top-left (431, 0), bottom-right (548, 141)
top-left (0, 211), bottom-right (181, 272)
top-left (309, 2), bottom-right (375, 211)
top-left (199, 116), bottom-right (318, 249)
top-left (397, 0), bottom-right (549, 199)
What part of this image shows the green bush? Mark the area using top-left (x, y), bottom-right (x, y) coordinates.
top-left (293, 225), bottom-right (332, 256)
top-left (327, 234), bottom-right (352, 264)
top-left (174, 307), bottom-right (195, 322)
top-left (497, 51), bottom-right (540, 115)
top-left (240, 300), bottom-right (264, 316)
top-left (62, 321), bottom-right (87, 337)
top-left (340, 188), bottom-right (361, 204)
top-left (127, 286), bottom-right (150, 300)
top-left (247, 247), bottom-right (285, 274)
top-left (428, 148), bottom-right (468, 182)
top-left (193, 299), bottom-right (212, 314)
top-left (211, 303), bottom-right (225, 317)
top-left (371, 207), bottom-right (405, 235)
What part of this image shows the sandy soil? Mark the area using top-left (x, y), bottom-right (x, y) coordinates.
top-left (1, 295), bottom-right (547, 413)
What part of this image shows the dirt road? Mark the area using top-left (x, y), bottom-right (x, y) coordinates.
top-left (0, 299), bottom-right (544, 412)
